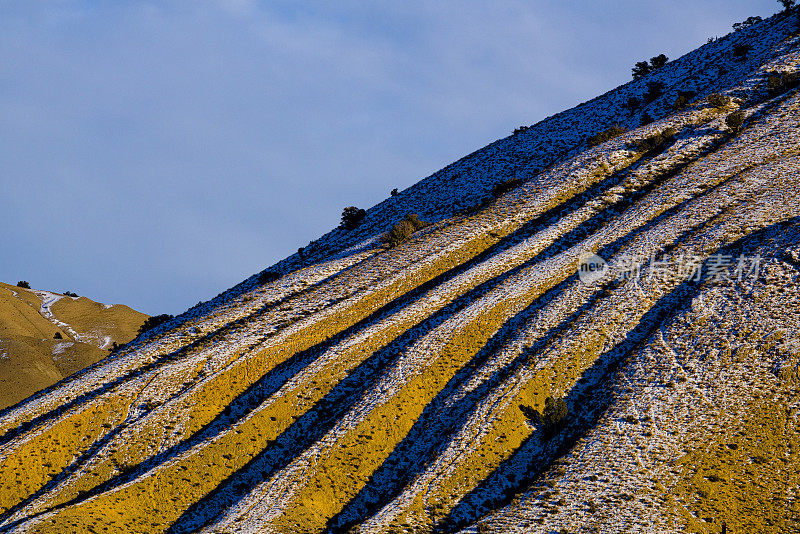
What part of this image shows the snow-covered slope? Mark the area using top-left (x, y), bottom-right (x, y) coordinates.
top-left (1, 10), bottom-right (799, 534)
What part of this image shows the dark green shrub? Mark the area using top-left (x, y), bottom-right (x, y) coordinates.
top-left (767, 71), bottom-right (800, 94)
top-left (673, 90), bottom-right (695, 109)
top-left (707, 93), bottom-right (730, 108)
top-left (258, 271), bottom-right (280, 284)
top-left (518, 404), bottom-right (540, 425)
top-left (520, 398), bottom-right (568, 438)
top-left (543, 396), bottom-right (568, 428)
top-left (390, 188), bottom-right (398, 196)
top-left (779, 0), bottom-right (796, 12)
top-left (16, 281), bottom-right (30, 289)
top-left (491, 178), bottom-right (523, 197)
top-left (340, 206), bottom-right (366, 230)
top-left (53, 332), bottom-right (63, 340)
top-left (726, 110), bottom-right (746, 132)
top-left (633, 55), bottom-right (667, 80)
top-left (137, 314), bottom-right (174, 336)
top-left (632, 61), bottom-right (651, 79)
top-left (384, 213), bottom-right (429, 248)
top-left (768, 74), bottom-right (783, 93)
top-left (587, 125), bottom-right (627, 147)
top-left (625, 96), bottom-right (641, 111)
top-left (513, 125), bottom-right (531, 135)
top-left (63, 291), bottom-right (78, 297)
top-left (650, 54), bottom-right (668, 69)
top-left (733, 16), bottom-right (762, 31)
top-left (733, 44), bottom-right (752, 58)
top-left (628, 127), bottom-right (678, 153)
top-left (644, 81), bottom-right (665, 103)
top-left (404, 213), bottom-right (428, 229)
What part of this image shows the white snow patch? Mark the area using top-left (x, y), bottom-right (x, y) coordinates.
top-left (33, 290), bottom-right (82, 342)
top-left (52, 342), bottom-right (74, 356)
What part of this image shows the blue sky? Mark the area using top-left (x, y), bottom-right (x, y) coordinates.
top-left (0, 0), bottom-right (780, 315)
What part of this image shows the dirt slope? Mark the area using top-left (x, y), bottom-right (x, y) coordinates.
top-left (0, 282), bottom-right (147, 410)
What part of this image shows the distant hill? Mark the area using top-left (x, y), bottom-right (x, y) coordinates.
top-left (1, 8), bottom-right (799, 534)
top-left (0, 282), bottom-right (147, 409)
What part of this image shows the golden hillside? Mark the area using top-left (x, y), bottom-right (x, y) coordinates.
top-left (1, 10), bottom-right (799, 534)
top-left (0, 282), bottom-right (148, 410)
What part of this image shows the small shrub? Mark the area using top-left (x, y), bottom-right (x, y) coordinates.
top-left (627, 127), bottom-right (677, 153)
top-left (491, 178), bottom-right (522, 197)
top-left (137, 314), bottom-right (174, 336)
top-left (521, 397), bottom-right (568, 437)
top-left (733, 44), bottom-right (752, 58)
top-left (650, 54), bottom-right (668, 69)
top-left (16, 281), bottom-right (30, 289)
top-left (513, 125), bottom-right (531, 135)
top-left (63, 291), bottom-right (78, 297)
top-left (644, 81), bottom-right (665, 103)
top-left (385, 221), bottom-right (417, 247)
top-left (779, 0), bottom-right (796, 12)
top-left (672, 90), bottom-right (695, 110)
top-left (632, 55), bottom-right (667, 79)
top-left (726, 110), bottom-right (746, 132)
top-left (632, 61), bottom-right (651, 79)
top-left (384, 213), bottom-right (429, 248)
top-left (258, 271), bottom-right (280, 284)
top-left (707, 93), bottom-right (730, 108)
top-left (53, 332), bottom-right (63, 340)
top-left (519, 404), bottom-right (541, 425)
top-left (733, 16), bottom-right (762, 31)
top-left (640, 113), bottom-right (654, 126)
top-left (766, 71), bottom-right (800, 95)
top-left (768, 74), bottom-right (784, 93)
top-left (542, 396), bottom-right (569, 436)
top-left (673, 94), bottom-right (689, 109)
top-left (340, 206), bottom-right (367, 231)
top-left (390, 188), bottom-right (398, 196)
top-left (623, 415), bottom-right (638, 424)
top-left (587, 125), bottom-right (627, 147)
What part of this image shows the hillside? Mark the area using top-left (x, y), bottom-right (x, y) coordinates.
top-left (0, 282), bottom-right (147, 410)
top-left (1, 9), bottom-right (799, 534)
